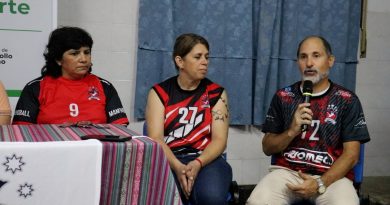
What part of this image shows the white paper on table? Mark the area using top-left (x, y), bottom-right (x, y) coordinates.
top-left (0, 140), bottom-right (102, 205)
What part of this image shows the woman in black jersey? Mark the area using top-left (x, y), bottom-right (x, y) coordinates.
top-left (145, 33), bottom-right (232, 204)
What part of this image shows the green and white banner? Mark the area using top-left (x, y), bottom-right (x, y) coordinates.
top-left (0, 0), bottom-right (57, 100)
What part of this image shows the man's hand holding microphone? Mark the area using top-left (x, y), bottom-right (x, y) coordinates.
top-left (288, 80), bottom-right (314, 138)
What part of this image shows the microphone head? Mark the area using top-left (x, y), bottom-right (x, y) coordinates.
top-left (303, 80), bottom-right (313, 94)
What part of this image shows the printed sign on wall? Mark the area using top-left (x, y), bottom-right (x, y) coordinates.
top-left (0, 0), bottom-right (57, 98)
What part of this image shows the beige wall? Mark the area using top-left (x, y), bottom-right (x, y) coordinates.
top-left (57, 0), bottom-right (390, 185)
top-left (355, 0), bottom-right (390, 176)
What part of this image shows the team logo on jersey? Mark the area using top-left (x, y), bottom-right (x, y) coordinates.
top-left (284, 148), bottom-right (334, 169)
top-left (325, 104), bottom-right (338, 125)
top-left (280, 87), bottom-right (295, 97)
top-left (335, 90), bottom-right (351, 98)
top-left (278, 87), bottom-right (295, 103)
top-left (201, 94), bottom-right (210, 108)
top-left (265, 114), bottom-right (276, 122)
top-left (88, 86), bottom-right (100, 100)
top-left (354, 114), bottom-right (367, 128)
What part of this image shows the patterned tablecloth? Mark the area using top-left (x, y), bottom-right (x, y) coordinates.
top-left (0, 124), bottom-right (182, 205)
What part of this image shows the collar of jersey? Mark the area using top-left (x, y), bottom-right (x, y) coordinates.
top-left (300, 81), bottom-right (331, 97)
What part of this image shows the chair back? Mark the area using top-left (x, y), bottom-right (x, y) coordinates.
top-left (353, 144), bottom-right (365, 195)
top-left (143, 121), bottom-right (148, 136)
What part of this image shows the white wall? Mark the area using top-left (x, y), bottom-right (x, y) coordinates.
top-left (57, 0), bottom-right (390, 185)
top-left (355, 0), bottom-right (390, 176)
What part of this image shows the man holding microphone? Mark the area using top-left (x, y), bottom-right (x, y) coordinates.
top-left (247, 36), bottom-right (370, 205)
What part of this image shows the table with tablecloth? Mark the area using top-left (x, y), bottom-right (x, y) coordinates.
top-left (0, 124), bottom-right (182, 205)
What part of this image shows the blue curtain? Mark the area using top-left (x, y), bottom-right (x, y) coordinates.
top-left (135, 0), bottom-right (361, 125)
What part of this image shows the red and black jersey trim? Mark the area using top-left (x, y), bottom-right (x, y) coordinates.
top-left (152, 76), bottom-right (224, 154)
top-left (13, 75), bottom-right (128, 125)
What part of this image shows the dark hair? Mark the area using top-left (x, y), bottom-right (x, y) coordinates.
top-left (296, 35), bottom-right (332, 57)
top-left (172, 33), bottom-right (209, 70)
top-left (41, 26), bottom-right (93, 77)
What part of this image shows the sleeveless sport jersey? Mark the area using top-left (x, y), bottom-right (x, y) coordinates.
top-left (13, 74), bottom-right (128, 125)
top-left (263, 81), bottom-right (370, 180)
top-left (153, 76), bottom-right (224, 155)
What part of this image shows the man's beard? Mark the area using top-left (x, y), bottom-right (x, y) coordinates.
top-left (302, 68), bottom-right (329, 85)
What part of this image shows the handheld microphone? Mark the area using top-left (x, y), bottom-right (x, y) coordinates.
top-left (301, 80), bottom-right (313, 132)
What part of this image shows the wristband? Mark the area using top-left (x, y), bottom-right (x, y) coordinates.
top-left (195, 158), bottom-right (203, 167)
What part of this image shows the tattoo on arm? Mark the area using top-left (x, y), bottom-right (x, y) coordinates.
top-left (221, 97), bottom-right (229, 111)
top-left (211, 97), bottom-right (229, 121)
top-left (212, 110), bottom-right (227, 121)
top-left (212, 96), bottom-right (229, 121)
